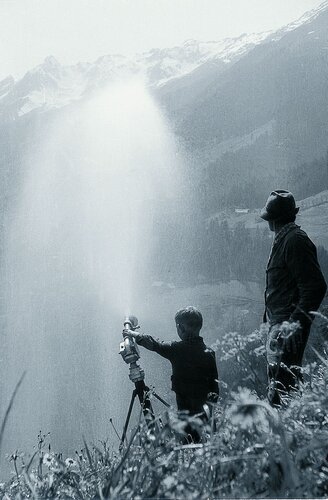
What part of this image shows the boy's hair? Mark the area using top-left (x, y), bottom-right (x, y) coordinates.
top-left (175, 306), bottom-right (203, 336)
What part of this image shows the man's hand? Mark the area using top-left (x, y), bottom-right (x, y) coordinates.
top-left (284, 327), bottom-right (302, 354)
top-left (273, 321), bottom-right (302, 355)
top-left (267, 324), bottom-right (284, 362)
top-left (207, 392), bottom-right (219, 404)
top-left (267, 321), bottom-right (299, 361)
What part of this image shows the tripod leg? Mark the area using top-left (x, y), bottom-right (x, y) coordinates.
top-left (138, 385), bottom-right (164, 434)
top-left (152, 392), bottom-right (170, 408)
top-left (135, 381), bottom-right (156, 423)
top-left (120, 389), bottom-right (137, 450)
top-left (138, 390), bottom-right (155, 422)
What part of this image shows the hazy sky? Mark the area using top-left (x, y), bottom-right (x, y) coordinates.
top-left (0, 0), bottom-right (324, 81)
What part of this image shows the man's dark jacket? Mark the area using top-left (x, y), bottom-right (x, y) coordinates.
top-left (135, 334), bottom-right (219, 412)
top-left (265, 224), bottom-right (327, 327)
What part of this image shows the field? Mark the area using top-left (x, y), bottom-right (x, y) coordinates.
top-left (1, 318), bottom-right (328, 499)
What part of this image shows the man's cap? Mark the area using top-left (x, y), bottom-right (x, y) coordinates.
top-left (260, 189), bottom-right (299, 221)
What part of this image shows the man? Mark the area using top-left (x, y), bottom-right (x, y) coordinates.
top-left (260, 189), bottom-right (327, 405)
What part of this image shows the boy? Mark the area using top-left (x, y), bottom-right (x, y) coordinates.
top-left (124, 306), bottom-right (219, 417)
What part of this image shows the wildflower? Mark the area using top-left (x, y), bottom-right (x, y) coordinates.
top-left (210, 339), bottom-right (220, 352)
top-left (162, 475), bottom-right (176, 490)
top-left (168, 414), bottom-right (188, 436)
top-left (253, 345), bottom-right (266, 356)
top-left (259, 322), bottom-right (270, 336)
top-left (51, 459), bottom-right (65, 473)
top-left (9, 452), bottom-right (18, 461)
top-left (43, 453), bottom-right (53, 466)
top-left (65, 457), bottom-right (77, 468)
top-left (229, 388), bottom-right (270, 431)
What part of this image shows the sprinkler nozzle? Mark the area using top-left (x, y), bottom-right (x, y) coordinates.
top-left (123, 315), bottom-right (139, 331)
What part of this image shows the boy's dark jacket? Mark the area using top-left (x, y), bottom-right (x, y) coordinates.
top-left (135, 334), bottom-right (219, 411)
top-left (265, 224), bottom-right (327, 326)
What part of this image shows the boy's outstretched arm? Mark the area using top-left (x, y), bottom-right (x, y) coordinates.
top-left (123, 330), bottom-right (174, 360)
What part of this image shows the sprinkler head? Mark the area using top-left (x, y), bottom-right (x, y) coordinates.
top-left (120, 314), bottom-right (142, 370)
top-left (123, 315), bottom-right (139, 331)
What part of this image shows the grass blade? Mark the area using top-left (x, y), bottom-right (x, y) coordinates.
top-left (0, 372), bottom-right (26, 457)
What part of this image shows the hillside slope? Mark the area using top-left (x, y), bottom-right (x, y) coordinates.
top-left (155, 2), bottom-right (328, 205)
top-left (209, 190), bottom-right (328, 248)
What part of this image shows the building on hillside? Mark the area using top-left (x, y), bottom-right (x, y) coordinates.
top-left (235, 208), bottom-right (250, 214)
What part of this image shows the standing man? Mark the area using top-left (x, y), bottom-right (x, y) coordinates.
top-left (260, 190), bottom-right (327, 406)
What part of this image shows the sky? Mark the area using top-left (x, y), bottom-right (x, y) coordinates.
top-left (0, 0), bottom-right (324, 81)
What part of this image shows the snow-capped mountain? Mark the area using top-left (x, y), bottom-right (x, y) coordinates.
top-left (1, 0), bottom-right (328, 218)
top-left (137, 32), bottom-right (271, 86)
top-left (1, 1), bottom-right (328, 119)
top-left (170, 0), bottom-right (328, 157)
top-left (0, 33), bottom-right (271, 119)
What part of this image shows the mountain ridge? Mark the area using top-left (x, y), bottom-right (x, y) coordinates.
top-left (1, 1), bottom-right (327, 119)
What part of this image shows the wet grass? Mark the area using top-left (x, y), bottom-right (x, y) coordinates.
top-left (1, 318), bottom-right (328, 499)
top-left (1, 362), bottom-right (328, 499)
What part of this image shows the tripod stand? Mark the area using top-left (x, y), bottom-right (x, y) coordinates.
top-left (119, 315), bottom-right (170, 450)
top-left (120, 377), bottom-right (170, 449)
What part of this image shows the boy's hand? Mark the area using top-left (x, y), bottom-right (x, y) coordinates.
top-left (122, 329), bottom-right (138, 338)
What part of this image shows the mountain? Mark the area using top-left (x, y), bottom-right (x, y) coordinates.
top-left (0, 32), bottom-right (274, 120)
top-left (165, 8), bottom-right (328, 158)
top-left (1, 2), bottom-right (328, 217)
top-left (0, 1), bottom-right (326, 121)
top-left (155, 1), bottom-right (328, 115)
top-left (154, 1), bottom-right (328, 210)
